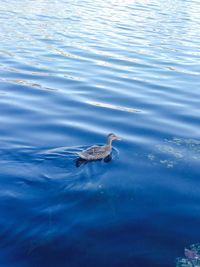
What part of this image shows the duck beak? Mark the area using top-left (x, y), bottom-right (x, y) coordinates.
top-left (115, 135), bottom-right (122, 140)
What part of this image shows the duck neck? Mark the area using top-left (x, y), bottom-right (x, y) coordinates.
top-left (107, 138), bottom-right (113, 148)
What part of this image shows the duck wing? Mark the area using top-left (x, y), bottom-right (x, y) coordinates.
top-left (84, 145), bottom-right (100, 154)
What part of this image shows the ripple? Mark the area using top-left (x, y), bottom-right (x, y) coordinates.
top-left (85, 100), bottom-right (141, 113)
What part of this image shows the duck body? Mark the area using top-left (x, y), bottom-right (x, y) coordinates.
top-left (78, 144), bottom-right (111, 160)
top-left (78, 133), bottom-right (121, 161)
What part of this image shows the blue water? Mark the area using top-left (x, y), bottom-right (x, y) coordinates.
top-left (0, 0), bottom-right (200, 266)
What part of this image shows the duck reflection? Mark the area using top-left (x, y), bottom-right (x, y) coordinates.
top-left (75, 154), bottom-right (112, 167)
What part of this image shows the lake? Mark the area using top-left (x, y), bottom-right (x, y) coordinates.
top-left (0, 0), bottom-right (200, 266)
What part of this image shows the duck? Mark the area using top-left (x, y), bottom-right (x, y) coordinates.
top-left (78, 133), bottom-right (121, 161)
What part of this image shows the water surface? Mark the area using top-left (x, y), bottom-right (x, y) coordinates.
top-left (0, 0), bottom-right (200, 266)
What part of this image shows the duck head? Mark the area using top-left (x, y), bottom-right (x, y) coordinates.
top-left (107, 133), bottom-right (121, 145)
